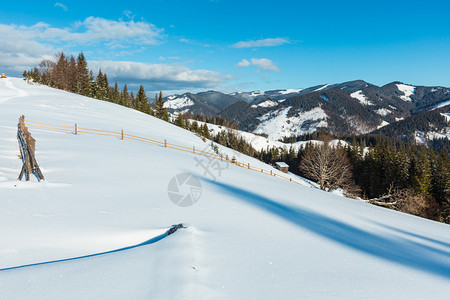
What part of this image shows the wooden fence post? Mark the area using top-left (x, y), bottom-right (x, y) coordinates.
top-left (17, 115), bottom-right (44, 182)
top-left (248, 163), bottom-right (250, 169)
top-left (75, 123), bottom-right (77, 135)
top-left (164, 139), bottom-right (167, 147)
top-left (121, 129), bottom-right (124, 140)
top-left (193, 146), bottom-right (195, 153)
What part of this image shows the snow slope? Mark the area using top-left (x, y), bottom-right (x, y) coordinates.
top-left (350, 90), bottom-right (373, 106)
top-left (163, 95), bottom-right (194, 109)
top-left (1, 78), bottom-right (449, 299)
top-left (254, 106), bottom-right (328, 141)
top-left (396, 83), bottom-right (416, 102)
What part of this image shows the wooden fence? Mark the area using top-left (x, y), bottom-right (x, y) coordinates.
top-left (23, 118), bottom-right (308, 186)
top-left (17, 116), bottom-right (44, 181)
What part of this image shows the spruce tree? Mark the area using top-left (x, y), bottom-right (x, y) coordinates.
top-left (111, 81), bottom-right (120, 104)
top-left (134, 85), bottom-right (151, 114)
top-left (67, 55), bottom-right (77, 92)
top-left (174, 113), bottom-right (185, 128)
top-left (87, 70), bottom-right (96, 98)
top-left (121, 84), bottom-right (132, 107)
top-left (432, 147), bottom-right (450, 221)
top-left (76, 52), bottom-right (91, 96)
top-left (153, 91), bottom-right (169, 121)
top-left (53, 52), bottom-right (68, 90)
top-left (413, 149), bottom-right (433, 195)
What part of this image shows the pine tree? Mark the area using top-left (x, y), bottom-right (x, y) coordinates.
top-left (432, 147), bottom-right (450, 222)
top-left (174, 113), bottom-right (185, 128)
top-left (87, 70), bottom-right (97, 98)
top-left (53, 52), bottom-right (68, 90)
top-left (121, 84), bottom-right (132, 107)
top-left (134, 85), bottom-right (151, 114)
top-left (76, 52), bottom-right (91, 96)
top-left (67, 55), bottom-right (77, 92)
top-left (111, 81), bottom-right (120, 104)
top-left (153, 91), bottom-right (169, 121)
top-left (413, 149), bottom-right (433, 195)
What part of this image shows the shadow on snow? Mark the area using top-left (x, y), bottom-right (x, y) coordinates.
top-left (201, 177), bottom-right (450, 279)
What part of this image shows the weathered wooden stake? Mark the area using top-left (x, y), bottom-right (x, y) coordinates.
top-left (75, 123), bottom-right (77, 135)
top-left (164, 139), bottom-right (167, 147)
top-left (248, 163), bottom-right (250, 169)
top-left (193, 146), bottom-right (195, 153)
top-left (121, 129), bottom-right (124, 140)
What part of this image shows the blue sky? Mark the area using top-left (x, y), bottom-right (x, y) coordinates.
top-left (1, 0), bottom-right (449, 94)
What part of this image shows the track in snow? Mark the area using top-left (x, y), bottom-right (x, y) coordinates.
top-left (0, 78), bottom-right (28, 103)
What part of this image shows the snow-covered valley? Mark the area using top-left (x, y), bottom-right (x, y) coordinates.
top-left (1, 78), bottom-right (449, 299)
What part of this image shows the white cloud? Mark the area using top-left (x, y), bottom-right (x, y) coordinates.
top-left (250, 58), bottom-right (280, 72)
top-left (236, 59), bottom-right (251, 67)
top-left (89, 60), bottom-right (233, 90)
top-left (0, 17), bottom-right (163, 46)
top-left (0, 17), bottom-right (164, 75)
top-left (236, 58), bottom-right (280, 72)
top-left (54, 2), bottom-right (68, 12)
top-left (123, 10), bottom-right (133, 19)
top-left (231, 38), bottom-right (289, 48)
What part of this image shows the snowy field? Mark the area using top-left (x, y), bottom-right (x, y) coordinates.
top-left (0, 78), bottom-right (449, 299)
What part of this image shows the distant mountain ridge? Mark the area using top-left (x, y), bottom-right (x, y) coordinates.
top-left (163, 80), bottom-right (450, 144)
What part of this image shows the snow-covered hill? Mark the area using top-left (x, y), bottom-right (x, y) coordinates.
top-left (1, 78), bottom-right (449, 299)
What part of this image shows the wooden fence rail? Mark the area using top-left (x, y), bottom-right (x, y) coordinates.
top-left (17, 116), bottom-right (44, 181)
top-left (23, 118), bottom-right (308, 187)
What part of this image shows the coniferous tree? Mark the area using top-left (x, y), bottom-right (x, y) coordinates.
top-left (67, 55), bottom-right (77, 92)
top-left (76, 52), bottom-right (91, 95)
top-left (153, 91), bottom-right (169, 121)
top-left (413, 149), bottom-right (433, 195)
top-left (53, 52), bottom-right (68, 90)
top-left (134, 85), bottom-right (151, 114)
top-left (111, 81), bottom-right (120, 104)
top-left (121, 84), bottom-right (132, 107)
top-left (432, 148), bottom-right (450, 222)
top-left (87, 70), bottom-right (97, 98)
top-left (174, 113), bottom-right (185, 128)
